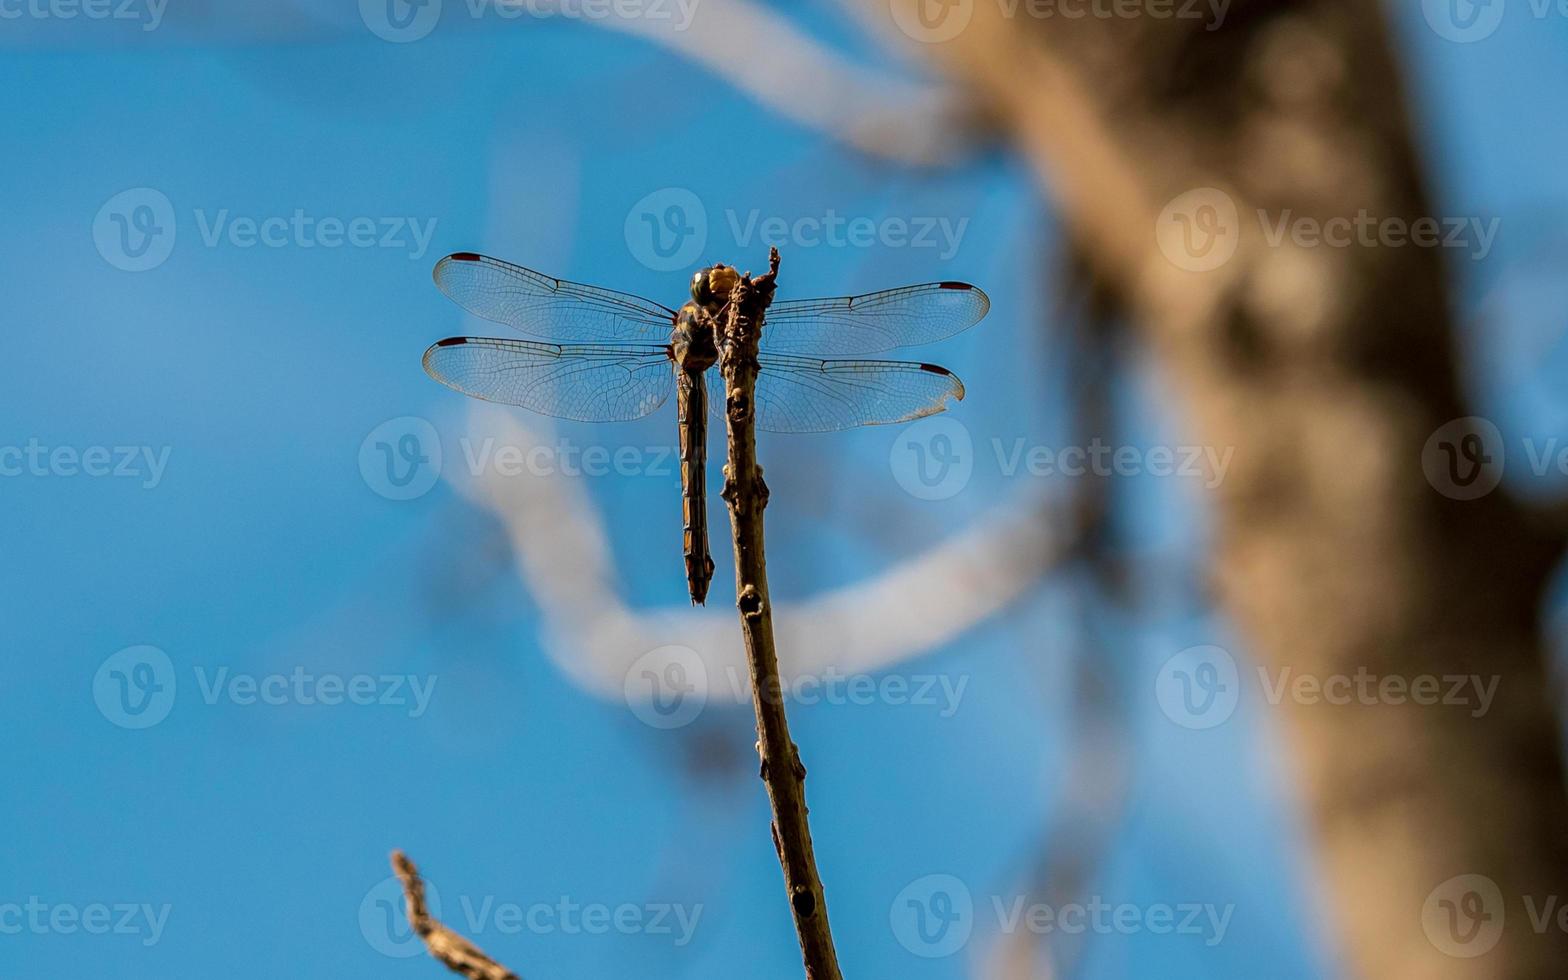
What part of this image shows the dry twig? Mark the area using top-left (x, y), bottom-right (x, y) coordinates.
top-left (716, 248), bottom-right (842, 979)
top-left (391, 850), bottom-right (521, 980)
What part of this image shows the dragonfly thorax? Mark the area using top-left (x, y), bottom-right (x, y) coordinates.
top-left (671, 303), bottom-right (719, 372)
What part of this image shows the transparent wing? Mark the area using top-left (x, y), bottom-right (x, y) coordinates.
top-left (705, 355), bottom-right (964, 433)
top-left (432, 252), bottom-right (677, 344)
top-left (423, 337), bottom-right (675, 422)
top-left (760, 281), bottom-right (989, 356)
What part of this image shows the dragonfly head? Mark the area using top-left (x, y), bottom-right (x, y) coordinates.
top-left (690, 264), bottom-right (740, 309)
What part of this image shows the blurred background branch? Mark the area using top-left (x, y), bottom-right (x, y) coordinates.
top-left (877, 1), bottom-right (1568, 977)
top-left (550, 0), bottom-right (992, 166)
top-left (452, 404), bottom-right (1087, 698)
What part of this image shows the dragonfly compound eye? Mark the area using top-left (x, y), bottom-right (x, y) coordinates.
top-left (690, 269), bottom-right (711, 304)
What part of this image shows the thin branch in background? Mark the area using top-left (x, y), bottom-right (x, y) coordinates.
top-left (982, 242), bottom-right (1136, 980)
top-left (448, 407), bottom-right (1080, 702)
top-left (715, 248), bottom-right (842, 979)
top-left (391, 851), bottom-right (521, 980)
top-left (527, 0), bottom-right (988, 167)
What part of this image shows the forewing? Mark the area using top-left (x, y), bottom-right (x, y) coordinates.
top-left (706, 354), bottom-right (966, 433)
top-left (423, 338), bottom-right (674, 422)
top-left (432, 252), bottom-right (676, 344)
top-left (759, 281), bottom-right (989, 356)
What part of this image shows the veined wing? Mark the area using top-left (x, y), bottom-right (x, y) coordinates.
top-left (759, 281), bottom-right (989, 356)
top-left (423, 337), bottom-right (675, 422)
top-left (433, 252), bottom-right (677, 344)
top-left (707, 354), bottom-right (964, 433)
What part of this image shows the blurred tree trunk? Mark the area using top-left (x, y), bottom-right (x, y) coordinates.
top-left (892, 1), bottom-right (1568, 976)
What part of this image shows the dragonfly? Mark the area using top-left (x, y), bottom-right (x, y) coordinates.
top-left (422, 252), bottom-right (990, 605)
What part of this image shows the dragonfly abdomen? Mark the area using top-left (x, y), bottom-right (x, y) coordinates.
top-left (677, 365), bottom-right (714, 605)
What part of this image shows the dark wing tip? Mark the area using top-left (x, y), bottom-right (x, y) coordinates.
top-left (422, 337), bottom-right (468, 376)
top-left (938, 281), bottom-right (991, 324)
top-left (433, 252), bottom-right (483, 281)
top-left (919, 362), bottom-right (965, 403)
top-left (432, 253), bottom-right (485, 292)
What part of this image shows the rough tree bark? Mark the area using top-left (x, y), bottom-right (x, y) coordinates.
top-left (889, 1), bottom-right (1568, 977)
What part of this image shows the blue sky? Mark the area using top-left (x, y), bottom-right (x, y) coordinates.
top-left (3, 2), bottom-right (1567, 977)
